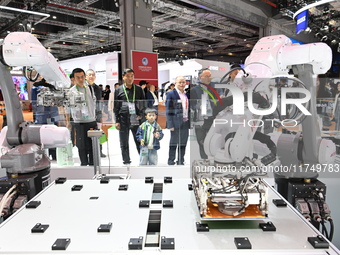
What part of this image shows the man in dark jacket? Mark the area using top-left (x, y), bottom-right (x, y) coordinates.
top-left (114, 68), bottom-right (145, 165)
top-left (166, 76), bottom-right (189, 165)
top-left (86, 69), bottom-right (106, 157)
top-left (190, 68), bottom-right (214, 159)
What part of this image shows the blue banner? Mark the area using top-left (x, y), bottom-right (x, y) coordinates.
top-left (296, 10), bottom-right (308, 34)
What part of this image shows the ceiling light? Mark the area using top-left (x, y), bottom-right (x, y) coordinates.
top-left (228, 53), bottom-right (233, 56)
top-left (321, 35), bottom-right (328, 42)
top-left (182, 42), bottom-right (188, 45)
top-left (53, 16), bottom-right (57, 19)
top-left (109, 26), bottom-right (113, 29)
top-left (83, 35), bottom-right (86, 37)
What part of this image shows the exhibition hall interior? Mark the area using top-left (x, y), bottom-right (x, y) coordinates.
top-left (1, 0), bottom-right (340, 254)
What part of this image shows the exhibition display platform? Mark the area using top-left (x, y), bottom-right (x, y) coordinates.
top-left (0, 177), bottom-right (338, 254)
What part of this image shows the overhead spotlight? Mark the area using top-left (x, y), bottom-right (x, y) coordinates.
top-left (331, 39), bottom-right (337, 45)
top-left (321, 35), bottom-right (328, 42)
top-left (178, 60), bottom-right (184, 66)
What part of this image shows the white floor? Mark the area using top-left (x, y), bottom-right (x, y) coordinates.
top-left (52, 128), bottom-right (196, 168)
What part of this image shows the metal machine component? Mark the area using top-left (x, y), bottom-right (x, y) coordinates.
top-left (192, 160), bottom-right (268, 218)
top-left (295, 199), bottom-right (311, 220)
top-left (36, 86), bottom-right (86, 108)
top-left (87, 130), bottom-right (105, 175)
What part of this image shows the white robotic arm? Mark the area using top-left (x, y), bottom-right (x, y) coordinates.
top-left (2, 32), bottom-right (70, 88)
top-left (205, 35), bottom-right (335, 166)
top-left (193, 35), bottom-right (335, 218)
top-left (244, 34), bottom-right (331, 76)
top-left (0, 32), bottom-right (70, 175)
top-left (245, 35), bottom-right (334, 166)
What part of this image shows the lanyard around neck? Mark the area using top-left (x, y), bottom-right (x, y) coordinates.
top-left (123, 84), bottom-right (135, 103)
top-left (76, 85), bottom-right (87, 104)
top-left (143, 122), bottom-right (153, 144)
